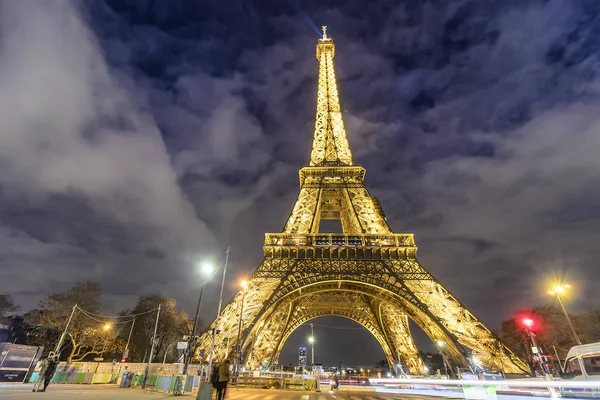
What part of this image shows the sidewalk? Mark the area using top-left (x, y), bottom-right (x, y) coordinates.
top-left (0, 384), bottom-right (179, 399)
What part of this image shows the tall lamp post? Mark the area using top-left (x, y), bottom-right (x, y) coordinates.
top-left (435, 340), bottom-right (449, 377)
top-left (235, 279), bottom-right (249, 380)
top-left (182, 262), bottom-right (214, 376)
top-left (308, 323), bottom-right (319, 392)
top-left (207, 248), bottom-right (230, 382)
top-left (308, 323), bottom-right (315, 371)
top-left (548, 283), bottom-right (581, 345)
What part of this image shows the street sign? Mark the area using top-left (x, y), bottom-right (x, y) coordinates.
top-left (94, 357), bottom-right (104, 361)
top-left (177, 342), bottom-right (188, 350)
top-left (531, 346), bottom-right (539, 354)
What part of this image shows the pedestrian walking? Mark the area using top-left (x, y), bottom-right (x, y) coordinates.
top-left (215, 359), bottom-right (231, 400)
top-left (38, 354), bottom-right (59, 392)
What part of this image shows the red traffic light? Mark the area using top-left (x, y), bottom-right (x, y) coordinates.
top-left (522, 318), bottom-right (534, 328)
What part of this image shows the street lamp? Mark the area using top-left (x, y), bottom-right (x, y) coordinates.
top-left (182, 261), bottom-right (214, 376)
top-left (308, 335), bottom-right (315, 369)
top-left (435, 340), bottom-right (449, 377)
top-left (308, 321), bottom-right (316, 372)
top-left (235, 279), bottom-right (249, 380)
top-left (100, 324), bottom-right (112, 359)
top-left (548, 283), bottom-right (581, 345)
top-left (207, 248), bottom-right (230, 382)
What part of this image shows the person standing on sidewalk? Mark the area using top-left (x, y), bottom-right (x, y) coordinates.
top-left (32, 352), bottom-right (53, 392)
top-left (38, 355), bottom-right (59, 392)
top-left (215, 359), bottom-right (230, 400)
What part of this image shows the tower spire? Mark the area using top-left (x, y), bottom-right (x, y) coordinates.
top-left (310, 28), bottom-right (353, 166)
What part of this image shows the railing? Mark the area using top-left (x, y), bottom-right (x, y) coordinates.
top-left (264, 233), bottom-right (415, 247)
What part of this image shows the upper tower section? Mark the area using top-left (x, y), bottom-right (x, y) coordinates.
top-left (309, 27), bottom-right (354, 167)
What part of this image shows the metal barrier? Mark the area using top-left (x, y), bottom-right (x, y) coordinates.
top-left (230, 372), bottom-right (314, 391)
top-left (30, 372), bottom-right (120, 384)
top-left (233, 375), bottom-right (313, 391)
top-left (153, 375), bottom-right (199, 394)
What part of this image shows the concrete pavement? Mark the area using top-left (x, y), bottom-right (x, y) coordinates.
top-left (0, 384), bottom-right (456, 399)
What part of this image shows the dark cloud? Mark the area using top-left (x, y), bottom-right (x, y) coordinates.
top-left (1, 0), bottom-right (600, 365)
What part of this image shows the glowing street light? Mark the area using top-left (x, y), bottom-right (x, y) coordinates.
top-left (201, 262), bottom-right (214, 277)
top-left (308, 322), bottom-right (319, 392)
top-left (100, 323), bottom-right (112, 359)
top-left (548, 283), bottom-right (581, 345)
top-left (183, 260), bottom-right (215, 376)
top-left (435, 339), bottom-right (449, 376)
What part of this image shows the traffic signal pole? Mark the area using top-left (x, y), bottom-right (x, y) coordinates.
top-left (525, 329), bottom-right (545, 376)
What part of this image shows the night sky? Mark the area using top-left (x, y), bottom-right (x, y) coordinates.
top-left (1, 0), bottom-right (600, 367)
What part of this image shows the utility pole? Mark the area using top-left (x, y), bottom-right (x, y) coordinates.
top-left (54, 304), bottom-right (78, 356)
top-left (123, 318), bottom-right (135, 361)
top-left (142, 304), bottom-right (161, 389)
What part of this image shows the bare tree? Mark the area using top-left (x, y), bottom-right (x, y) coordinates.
top-left (26, 282), bottom-right (121, 362)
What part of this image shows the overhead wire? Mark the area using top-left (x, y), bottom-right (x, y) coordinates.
top-left (76, 308), bottom-right (129, 325)
top-left (75, 305), bottom-right (159, 319)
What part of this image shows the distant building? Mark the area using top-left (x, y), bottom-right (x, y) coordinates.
top-left (298, 346), bottom-right (307, 369)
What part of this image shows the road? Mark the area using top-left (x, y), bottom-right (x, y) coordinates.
top-left (0, 384), bottom-right (457, 400)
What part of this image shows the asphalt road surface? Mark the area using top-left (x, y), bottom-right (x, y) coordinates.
top-left (0, 384), bottom-right (457, 400)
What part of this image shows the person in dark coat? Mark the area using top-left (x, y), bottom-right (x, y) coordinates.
top-left (215, 360), bottom-right (231, 400)
top-left (39, 355), bottom-right (59, 392)
top-left (32, 354), bottom-right (51, 392)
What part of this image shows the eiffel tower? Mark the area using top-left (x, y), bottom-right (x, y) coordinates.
top-left (196, 27), bottom-right (528, 375)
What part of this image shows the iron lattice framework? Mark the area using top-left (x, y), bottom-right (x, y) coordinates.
top-left (196, 28), bottom-right (528, 375)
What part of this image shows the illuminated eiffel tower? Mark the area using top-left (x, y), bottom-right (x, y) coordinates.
top-left (196, 27), bottom-right (528, 374)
